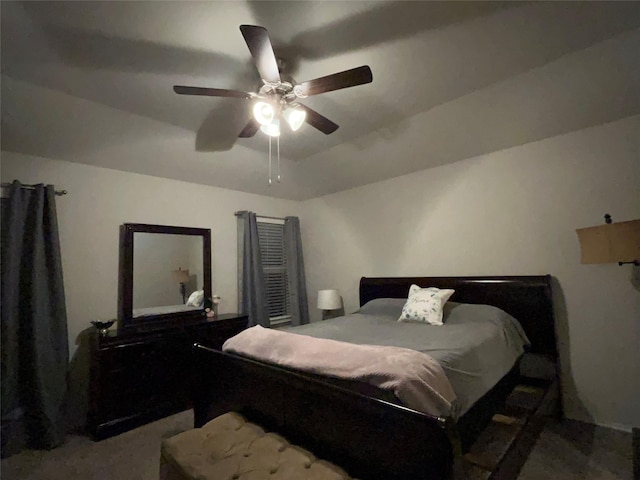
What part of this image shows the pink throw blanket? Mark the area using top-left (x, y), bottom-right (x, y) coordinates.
top-left (223, 325), bottom-right (456, 418)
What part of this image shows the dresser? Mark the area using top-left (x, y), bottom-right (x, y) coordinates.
top-left (88, 313), bottom-right (248, 439)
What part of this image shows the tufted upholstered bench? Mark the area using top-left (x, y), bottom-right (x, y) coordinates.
top-left (160, 412), bottom-right (356, 480)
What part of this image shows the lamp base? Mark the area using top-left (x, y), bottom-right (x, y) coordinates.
top-left (180, 283), bottom-right (187, 304)
top-left (321, 310), bottom-right (339, 321)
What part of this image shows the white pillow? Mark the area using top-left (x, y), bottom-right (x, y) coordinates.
top-left (397, 284), bottom-right (455, 325)
top-left (186, 290), bottom-right (205, 308)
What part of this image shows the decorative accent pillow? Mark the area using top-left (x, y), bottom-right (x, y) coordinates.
top-left (398, 284), bottom-right (455, 325)
top-left (186, 290), bottom-right (205, 308)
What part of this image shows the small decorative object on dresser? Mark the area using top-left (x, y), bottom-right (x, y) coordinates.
top-left (203, 295), bottom-right (221, 318)
top-left (88, 313), bottom-right (248, 440)
top-left (90, 320), bottom-right (115, 337)
top-left (212, 295), bottom-right (221, 316)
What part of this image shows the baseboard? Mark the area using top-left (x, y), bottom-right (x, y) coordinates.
top-left (593, 421), bottom-right (633, 433)
top-left (562, 414), bottom-right (633, 433)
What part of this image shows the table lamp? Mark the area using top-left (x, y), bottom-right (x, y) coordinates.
top-left (172, 268), bottom-right (190, 304)
top-left (317, 289), bottom-right (342, 320)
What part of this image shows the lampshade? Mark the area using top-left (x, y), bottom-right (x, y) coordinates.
top-left (576, 219), bottom-right (640, 264)
top-left (253, 101), bottom-right (275, 126)
top-left (172, 268), bottom-right (190, 284)
top-left (317, 289), bottom-right (341, 310)
top-left (283, 105), bottom-right (306, 131)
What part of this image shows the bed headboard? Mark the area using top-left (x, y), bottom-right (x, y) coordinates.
top-left (360, 275), bottom-right (556, 358)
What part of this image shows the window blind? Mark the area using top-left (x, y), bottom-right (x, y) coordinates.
top-left (257, 221), bottom-right (290, 319)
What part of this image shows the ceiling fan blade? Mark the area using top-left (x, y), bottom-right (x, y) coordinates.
top-left (173, 86), bottom-right (251, 98)
top-left (299, 104), bottom-right (339, 135)
top-left (296, 65), bottom-right (372, 97)
top-left (239, 25), bottom-right (281, 84)
top-left (238, 118), bottom-right (260, 138)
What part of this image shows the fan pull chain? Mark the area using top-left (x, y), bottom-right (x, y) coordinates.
top-left (268, 135), bottom-right (272, 185)
top-left (277, 136), bottom-right (281, 183)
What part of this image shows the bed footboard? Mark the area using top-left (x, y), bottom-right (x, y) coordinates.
top-left (191, 344), bottom-right (454, 480)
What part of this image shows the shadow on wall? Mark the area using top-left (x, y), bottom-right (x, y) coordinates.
top-left (65, 327), bottom-right (93, 434)
top-left (551, 277), bottom-right (597, 456)
top-left (631, 265), bottom-right (640, 293)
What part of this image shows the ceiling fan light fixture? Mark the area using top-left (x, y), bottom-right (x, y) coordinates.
top-left (260, 119), bottom-right (281, 137)
top-left (284, 106), bottom-right (306, 132)
top-left (253, 101), bottom-right (275, 126)
top-left (173, 25), bottom-right (373, 186)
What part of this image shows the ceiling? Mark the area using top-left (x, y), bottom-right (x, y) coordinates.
top-left (2, 1), bottom-right (640, 200)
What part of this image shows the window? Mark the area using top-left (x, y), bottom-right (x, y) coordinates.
top-left (257, 221), bottom-right (290, 323)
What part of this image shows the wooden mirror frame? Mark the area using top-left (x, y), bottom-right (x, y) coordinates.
top-left (119, 223), bottom-right (212, 331)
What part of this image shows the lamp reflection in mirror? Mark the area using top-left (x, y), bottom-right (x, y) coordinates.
top-left (172, 268), bottom-right (190, 303)
top-left (576, 217), bottom-right (640, 266)
top-left (317, 289), bottom-right (342, 320)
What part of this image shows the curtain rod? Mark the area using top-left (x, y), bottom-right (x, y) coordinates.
top-left (1, 182), bottom-right (68, 196)
top-left (234, 211), bottom-right (284, 221)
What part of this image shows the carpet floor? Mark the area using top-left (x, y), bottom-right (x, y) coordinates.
top-left (1, 411), bottom-right (634, 479)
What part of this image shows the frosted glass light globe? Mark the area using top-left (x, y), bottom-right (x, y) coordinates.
top-left (260, 119), bottom-right (280, 137)
top-left (284, 106), bottom-right (306, 131)
top-left (253, 101), bottom-right (275, 126)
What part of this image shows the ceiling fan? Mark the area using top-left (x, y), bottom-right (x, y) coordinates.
top-left (173, 25), bottom-right (373, 139)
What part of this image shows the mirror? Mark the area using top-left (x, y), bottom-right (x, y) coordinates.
top-left (132, 233), bottom-right (204, 315)
top-left (119, 223), bottom-right (211, 330)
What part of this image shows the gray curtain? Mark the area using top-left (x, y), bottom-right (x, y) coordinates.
top-left (284, 217), bottom-right (310, 326)
top-left (1, 181), bottom-right (69, 456)
top-left (237, 211), bottom-right (269, 327)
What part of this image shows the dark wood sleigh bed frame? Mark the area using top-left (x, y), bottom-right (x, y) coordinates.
top-left (191, 275), bottom-right (560, 479)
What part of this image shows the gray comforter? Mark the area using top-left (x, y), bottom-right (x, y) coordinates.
top-left (282, 298), bottom-right (530, 418)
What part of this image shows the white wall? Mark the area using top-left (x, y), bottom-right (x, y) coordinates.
top-left (300, 116), bottom-right (640, 430)
top-left (0, 152), bottom-right (300, 357)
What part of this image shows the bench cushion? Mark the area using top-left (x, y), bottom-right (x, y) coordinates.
top-left (160, 412), bottom-right (355, 480)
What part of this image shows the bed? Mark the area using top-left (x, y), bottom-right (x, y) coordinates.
top-left (191, 275), bottom-right (559, 479)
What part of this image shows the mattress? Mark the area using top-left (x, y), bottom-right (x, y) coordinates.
top-left (282, 299), bottom-right (530, 418)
